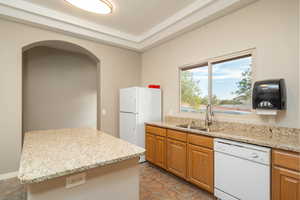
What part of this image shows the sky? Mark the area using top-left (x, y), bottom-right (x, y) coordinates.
top-left (187, 56), bottom-right (252, 100)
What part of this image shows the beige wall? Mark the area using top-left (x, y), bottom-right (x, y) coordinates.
top-left (23, 46), bottom-right (97, 132)
top-left (142, 0), bottom-right (299, 128)
top-left (0, 19), bottom-right (141, 174)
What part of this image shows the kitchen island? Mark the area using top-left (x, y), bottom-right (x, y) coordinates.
top-left (18, 128), bottom-right (145, 200)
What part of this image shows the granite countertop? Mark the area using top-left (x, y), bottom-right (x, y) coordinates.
top-left (146, 122), bottom-right (300, 153)
top-left (18, 128), bottom-right (145, 184)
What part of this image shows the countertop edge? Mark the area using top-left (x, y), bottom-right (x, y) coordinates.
top-left (145, 122), bottom-right (300, 153)
top-left (18, 152), bottom-right (145, 184)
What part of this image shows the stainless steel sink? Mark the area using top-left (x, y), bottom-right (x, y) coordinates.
top-left (176, 124), bottom-right (189, 128)
top-left (176, 124), bottom-right (209, 132)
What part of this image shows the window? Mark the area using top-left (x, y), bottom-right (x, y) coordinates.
top-left (180, 52), bottom-right (253, 115)
top-left (180, 64), bottom-right (208, 113)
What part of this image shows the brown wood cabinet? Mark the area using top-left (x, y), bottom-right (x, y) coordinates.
top-left (187, 143), bottom-right (214, 193)
top-left (272, 150), bottom-right (300, 200)
top-left (167, 138), bottom-right (187, 179)
top-left (188, 133), bottom-right (213, 149)
top-left (145, 133), bottom-right (156, 163)
top-left (145, 126), bottom-right (167, 169)
top-left (145, 125), bottom-right (300, 198)
top-left (155, 136), bottom-right (166, 169)
top-left (146, 125), bottom-right (166, 137)
top-left (145, 125), bottom-right (214, 194)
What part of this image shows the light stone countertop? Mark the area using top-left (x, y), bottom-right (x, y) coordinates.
top-left (146, 122), bottom-right (300, 153)
top-left (18, 128), bottom-right (145, 184)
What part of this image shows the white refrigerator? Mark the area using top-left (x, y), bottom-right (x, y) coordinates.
top-left (119, 87), bottom-right (161, 161)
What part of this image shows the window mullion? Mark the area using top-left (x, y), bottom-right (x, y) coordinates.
top-left (208, 61), bottom-right (213, 106)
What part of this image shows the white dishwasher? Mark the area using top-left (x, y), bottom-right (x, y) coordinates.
top-left (214, 138), bottom-right (271, 200)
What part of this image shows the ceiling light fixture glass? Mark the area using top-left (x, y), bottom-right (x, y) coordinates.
top-left (65, 0), bottom-right (113, 14)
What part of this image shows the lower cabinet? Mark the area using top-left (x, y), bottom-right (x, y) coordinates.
top-left (272, 167), bottom-right (300, 200)
top-left (187, 144), bottom-right (214, 193)
top-left (155, 136), bottom-right (166, 169)
top-left (167, 138), bottom-right (187, 179)
top-left (145, 133), bottom-right (156, 163)
top-left (146, 125), bottom-right (300, 198)
top-left (145, 125), bottom-right (214, 194)
top-left (272, 149), bottom-right (300, 200)
top-left (145, 133), bottom-right (166, 169)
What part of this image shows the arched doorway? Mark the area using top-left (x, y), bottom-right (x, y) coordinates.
top-left (22, 40), bottom-right (101, 138)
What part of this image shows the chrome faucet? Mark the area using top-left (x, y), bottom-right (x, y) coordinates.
top-left (189, 120), bottom-right (196, 129)
top-left (205, 104), bottom-right (214, 131)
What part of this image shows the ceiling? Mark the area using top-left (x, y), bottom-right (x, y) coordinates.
top-left (0, 0), bottom-right (257, 51)
top-left (22, 0), bottom-right (197, 36)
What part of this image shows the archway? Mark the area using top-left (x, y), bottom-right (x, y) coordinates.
top-left (22, 40), bottom-right (101, 139)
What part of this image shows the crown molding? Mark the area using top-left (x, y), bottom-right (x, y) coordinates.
top-left (0, 0), bottom-right (257, 52)
top-left (139, 0), bottom-right (256, 51)
top-left (0, 0), bottom-right (140, 51)
top-left (137, 0), bottom-right (215, 42)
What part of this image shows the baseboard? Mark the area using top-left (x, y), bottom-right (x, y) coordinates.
top-left (0, 171), bottom-right (18, 181)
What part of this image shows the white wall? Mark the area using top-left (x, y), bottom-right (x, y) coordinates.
top-left (142, 0), bottom-right (299, 128)
top-left (23, 46), bottom-right (97, 132)
top-left (0, 19), bottom-right (141, 174)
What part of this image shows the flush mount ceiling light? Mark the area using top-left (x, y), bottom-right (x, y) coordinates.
top-left (65, 0), bottom-right (113, 14)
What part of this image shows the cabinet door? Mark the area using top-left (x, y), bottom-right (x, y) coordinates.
top-left (167, 139), bottom-right (187, 179)
top-left (187, 144), bottom-right (214, 193)
top-left (272, 166), bottom-right (300, 200)
top-left (146, 133), bottom-right (156, 163)
top-left (155, 136), bottom-right (166, 169)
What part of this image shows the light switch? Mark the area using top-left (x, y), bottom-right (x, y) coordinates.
top-left (102, 109), bottom-right (107, 116)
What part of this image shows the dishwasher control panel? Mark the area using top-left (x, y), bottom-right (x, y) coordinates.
top-left (214, 138), bottom-right (271, 165)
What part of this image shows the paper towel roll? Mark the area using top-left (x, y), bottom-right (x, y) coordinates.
top-left (256, 109), bottom-right (277, 115)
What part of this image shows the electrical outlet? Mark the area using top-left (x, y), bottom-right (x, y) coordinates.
top-left (66, 173), bottom-right (86, 189)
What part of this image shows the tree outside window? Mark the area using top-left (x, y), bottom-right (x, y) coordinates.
top-left (180, 55), bottom-right (252, 115)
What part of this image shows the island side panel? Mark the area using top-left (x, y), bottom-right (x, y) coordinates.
top-left (27, 157), bottom-right (140, 200)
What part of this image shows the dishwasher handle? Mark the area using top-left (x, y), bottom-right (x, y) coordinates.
top-left (216, 140), bottom-right (245, 149)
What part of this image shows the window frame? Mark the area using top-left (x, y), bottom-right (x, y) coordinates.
top-left (179, 48), bottom-right (256, 116)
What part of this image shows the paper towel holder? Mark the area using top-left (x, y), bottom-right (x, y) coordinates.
top-left (252, 79), bottom-right (286, 115)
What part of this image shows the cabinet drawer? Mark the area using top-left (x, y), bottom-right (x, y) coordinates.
top-left (273, 150), bottom-right (300, 172)
top-left (146, 125), bottom-right (166, 137)
top-left (167, 129), bottom-right (187, 142)
top-left (188, 134), bottom-right (213, 149)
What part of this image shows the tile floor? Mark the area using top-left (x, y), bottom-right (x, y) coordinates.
top-left (140, 162), bottom-right (214, 200)
top-left (0, 162), bottom-right (214, 200)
